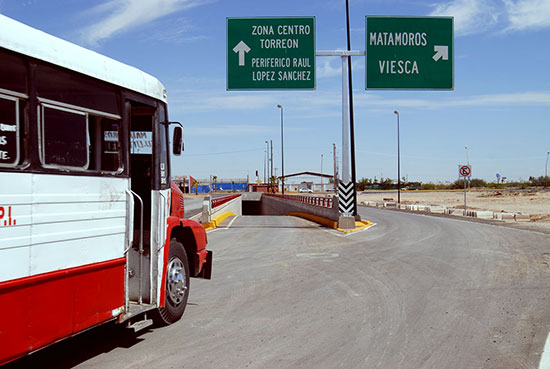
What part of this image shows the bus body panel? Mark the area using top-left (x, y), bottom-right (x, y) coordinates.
top-left (0, 172), bottom-right (129, 280)
top-left (0, 172), bottom-right (129, 363)
top-left (0, 258), bottom-right (125, 365)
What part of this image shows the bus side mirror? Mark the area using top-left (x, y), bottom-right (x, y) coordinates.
top-left (173, 126), bottom-right (183, 155)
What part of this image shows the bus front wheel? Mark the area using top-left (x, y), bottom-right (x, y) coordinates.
top-left (153, 239), bottom-right (190, 325)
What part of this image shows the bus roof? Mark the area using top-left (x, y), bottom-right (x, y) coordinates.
top-left (0, 14), bottom-right (167, 103)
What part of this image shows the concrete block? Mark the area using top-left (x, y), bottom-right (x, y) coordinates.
top-left (445, 209), bottom-right (462, 215)
top-left (384, 202), bottom-right (397, 208)
top-left (338, 216), bottom-right (356, 230)
top-left (427, 206), bottom-right (446, 214)
top-left (494, 212), bottom-right (515, 220)
top-left (515, 214), bottom-right (530, 222)
top-left (474, 211), bottom-right (494, 219)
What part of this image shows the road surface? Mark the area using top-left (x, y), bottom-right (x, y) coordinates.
top-left (7, 207), bottom-right (550, 368)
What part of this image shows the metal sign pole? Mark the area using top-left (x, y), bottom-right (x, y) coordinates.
top-left (345, 0), bottom-right (358, 217)
top-left (316, 50), bottom-right (363, 226)
top-left (341, 55), bottom-right (350, 186)
top-left (464, 177), bottom-right (467, 214)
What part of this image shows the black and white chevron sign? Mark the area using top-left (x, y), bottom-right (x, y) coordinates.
top-left (338, 181), bottom-right (355, 215)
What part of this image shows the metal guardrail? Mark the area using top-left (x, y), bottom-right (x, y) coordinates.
top-left (211, 194), bottom-right (241, 208)
top-left (267, 194), bottom-right (333, 209)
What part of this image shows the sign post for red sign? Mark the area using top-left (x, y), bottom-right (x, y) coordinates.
top-left (458, 165), bottom-right (472, 213)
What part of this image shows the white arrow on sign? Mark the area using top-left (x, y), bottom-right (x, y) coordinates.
top-left (432, 45), bottom-right (448, 62)
top-left (233, 41), bottom-right (251, 66)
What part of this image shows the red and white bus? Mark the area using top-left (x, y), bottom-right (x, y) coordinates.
top-left (0, 14), bottom-right (212, 365)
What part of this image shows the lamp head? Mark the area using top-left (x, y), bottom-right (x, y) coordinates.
top-left (394, 110), bottom-right (399, 115)
top-left (277, 104), bottom-right (283, 108)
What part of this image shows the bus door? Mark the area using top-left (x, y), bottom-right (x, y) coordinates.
top-left (128, 103), bottom-right (155, 305)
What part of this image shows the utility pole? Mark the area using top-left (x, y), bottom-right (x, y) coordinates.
top-left (333, 143), bottom-right (338, 192)
top-left (277, 104), bottom-right (285, 195)
top-left (345, 0), bottom-right (358, 217)
top-left (321, 154), bottom-right (324, 192)
top-left (264, 140), bottom-right (268, 183)
top-left (546, 151), bottom-right (549, 188)
top-left (270, 140), bottom-right (273, 193)
top-left (394, 110), bottom-right (401, 204)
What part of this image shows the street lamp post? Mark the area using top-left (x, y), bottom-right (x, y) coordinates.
top-left (321, 154), bottom-right (324, 192)
top-left (546, 151), bottom-right (549, 188)
top-left (277, 104), bottom-right (285, 195)
top-left (393, 110), bottom-right (401, 204)
top-left (465, 146), bottom-right (470, 191)
top-left (264, 141), bottom-right (268, 183)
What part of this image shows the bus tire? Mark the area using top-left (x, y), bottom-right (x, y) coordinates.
top-left (153, 239), bottom-right (190, 325)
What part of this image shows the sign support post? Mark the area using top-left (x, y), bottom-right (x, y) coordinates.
top-left (464, 178), bottom-right (467, 214)
top-left (459, 165), bottom-right (471, 215)
top-left (316, 50), bottom-right (364, 228)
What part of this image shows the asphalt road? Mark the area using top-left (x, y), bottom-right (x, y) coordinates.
top-left (7, 207), bottom-right (550, 368)
top-left (183, 196), bottom-right (204, 219)
top-left (184, 194), bottom-right (236, 219)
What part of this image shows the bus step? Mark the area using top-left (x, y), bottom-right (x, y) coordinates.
top-left (128, 318), bottom-right (153, 332)
top-left (119, 302), bottom-right (156, 323)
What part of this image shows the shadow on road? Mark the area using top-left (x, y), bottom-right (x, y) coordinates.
top-left (4, 321), bottom-right (149, 368)
top-left (228, 225), bottom-right (321, 229)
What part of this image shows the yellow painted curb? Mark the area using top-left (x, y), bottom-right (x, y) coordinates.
top-left (336, 220), bottom-right (373, 234)
top-left (287, 212), bottom-right (338, 228)
top-left (202, 211), bottom-right (236, 231)
top-left (286, 212), bottom-right (373, 234)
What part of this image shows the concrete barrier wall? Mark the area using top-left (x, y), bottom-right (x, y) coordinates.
top-left (260, 194), bottom-right (339, 221)
top-left (212, 195), bottom-right (242, 218)
top-left (361, 201), bottom-right (531, 222)
top-left (201, 195), bottom-right (242, 223)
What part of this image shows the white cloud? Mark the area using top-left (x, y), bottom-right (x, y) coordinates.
top-left (316, 58), bottom-right (341, 78)
top-left (80, 0), bottom-right (208, 46)
top-left (503, 0), bottom-right (550, 31)
top-left (354, 91), bottom-right (550, 109)
top-left (429, 0), bottom-right (500, 36)
top-left (146, 17), bottom-right (207, 44)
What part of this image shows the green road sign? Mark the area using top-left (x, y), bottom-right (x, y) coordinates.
top-left (366, 16), bottom-right (453, 90)
top-left (227, 17), bottom-right (315, 90)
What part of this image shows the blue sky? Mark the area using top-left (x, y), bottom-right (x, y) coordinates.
top-left (2, 0), bottom-right (549, 183)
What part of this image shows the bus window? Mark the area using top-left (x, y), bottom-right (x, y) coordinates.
top-left (40, 104), bottom-right (88, 169)
top-left (89, 116), bottom-right (123, 173)
top-left (0, 49), bottom-right (27, 95)
top-left (0, 93), bottom-right (21, 168)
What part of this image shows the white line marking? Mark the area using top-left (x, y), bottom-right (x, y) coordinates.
top-left (226, 215), bottom-right (239, 229)
top-left (539, 331), bottom-right (550, 369)
top-left (206, 215), bottom-right (239, 233)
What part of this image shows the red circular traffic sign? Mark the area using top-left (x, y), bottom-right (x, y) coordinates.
top-left (459, 165), bottom-right (471, 177)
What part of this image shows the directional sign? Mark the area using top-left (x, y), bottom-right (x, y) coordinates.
top-left (366, 16), bottom-right (453, 90)
top-left (459, 165), bottom-right (471, 177)
top-left (227, 17), bottom-right (315, 90)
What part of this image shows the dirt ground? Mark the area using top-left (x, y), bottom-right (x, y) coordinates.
top-left (357, 189), bottom-right (550, 231)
